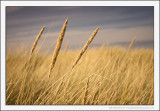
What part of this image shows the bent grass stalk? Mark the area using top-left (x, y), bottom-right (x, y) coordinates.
top-left (84, 78), bottom-right (89, 104)
top-left (49, 18), bottom-right (68, 78)
top-left (128, 37), bottom-right (136, 51)
top-left (63, 27), bottom-right (99, 103)
top-left (16, 26), bottom-right (46, 103)
top-left (72, 27), bottom-right (99, 69)
top-left (23, 26), bottom-right (45, 69)
top-left (30, 26), bottom-right (45, 56)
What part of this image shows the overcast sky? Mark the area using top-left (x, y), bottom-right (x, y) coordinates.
top-left (6, 6), bottom-right (154, 50)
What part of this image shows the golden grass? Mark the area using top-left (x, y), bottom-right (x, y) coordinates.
top-left (30, 26), bottom-right (45, 56)
top-left (6, 20), bottom-right (153, 105)
top-left (128, 37), bottom-right (136, 51)
top-left (49, 18), bottom-right (68, 77)
top-left (83, 78), bottom-right (89, 104)
top-left (6, 46), bottom-right (154, 105)
top-left (72, 27), bottom-right (99, 69)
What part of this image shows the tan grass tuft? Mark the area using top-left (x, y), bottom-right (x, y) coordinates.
top-left (49, 18), bottom-right (68, 77)
top-left (72, 27), bottom-right (99, 69)
top-left (30, 26), bottom-right (45, 55)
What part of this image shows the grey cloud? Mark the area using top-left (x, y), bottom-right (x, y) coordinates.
top-left (6, 6), bottom-right (154, 50)
top-left (7, 6), bottom-right (25, 13)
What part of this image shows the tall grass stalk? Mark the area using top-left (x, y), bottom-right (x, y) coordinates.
top-left (30, 26), bottom-right (45, 56)
top-left (49, 18), bottom-right (68, 78)
top-left (72, 27), bottom-right (99, 69)
top-left (128, 37), bottom-right (136, 51)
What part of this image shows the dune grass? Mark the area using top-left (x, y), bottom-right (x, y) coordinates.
top-left (6, 18), bottom-right (153, 105)
top-left (6, 46), bottom-right (154, 105)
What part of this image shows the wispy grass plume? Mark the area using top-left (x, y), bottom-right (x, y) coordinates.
top-left (72, 27), bottom-right (99, 69)
top-left (49, 18), bottom-right (68, 78)
top-left (30, 26), bottom-right (45, 56)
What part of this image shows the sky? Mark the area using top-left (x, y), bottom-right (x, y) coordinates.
top-left (6, 6), bottom-right (154, 50)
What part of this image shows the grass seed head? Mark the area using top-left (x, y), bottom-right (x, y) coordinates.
top-left (49, 18), bottom-right (68, 77)
top-left (30, 26), bottom-right (45, 55)
top-left (72, 27), bottom-right (99, 69)
top-left (128, 37), bottom-right (136, 51)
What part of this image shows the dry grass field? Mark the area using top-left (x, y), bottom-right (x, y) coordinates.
top-left (6, 19), bottom-right (154, 105)
top-left (6, 46), bottom-right (154, 105)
